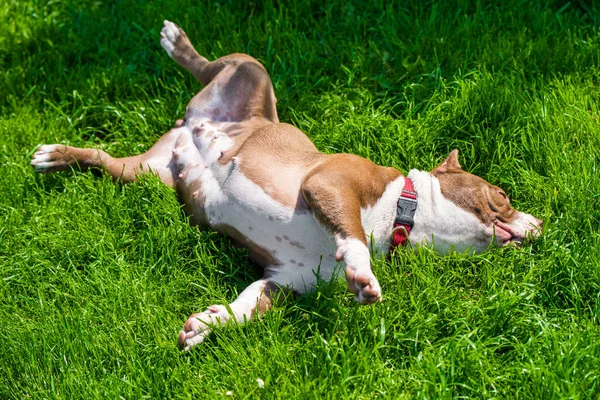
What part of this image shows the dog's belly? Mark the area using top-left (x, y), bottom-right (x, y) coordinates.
top-left (171, 121), bottom-right (406, 291)
top-left (198, 170), bottom-right (406, 292)
top-left (173, 121), bottom-right (340, 291)
top-left (207, 170), bottom-right (340, 292)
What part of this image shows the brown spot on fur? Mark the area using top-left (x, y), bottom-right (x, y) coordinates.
top-left (253, 282), bottom-right (292, 317)
top-left (214, 223), bottom-right (280, 267)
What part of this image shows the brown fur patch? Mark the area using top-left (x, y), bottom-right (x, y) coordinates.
top-left (433, 151), bottom-right (518, 224)
top-left (233, 123), bottom-right (327, 208)
top-left (301, 154), bottom-right (403, 244)
top-left (253, 281), bottom-right (294, 317)
top-left (185, 56), bottom-right (278, 124)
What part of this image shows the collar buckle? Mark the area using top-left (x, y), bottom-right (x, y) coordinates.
top-left (395, 196), bottom-right (417, 226)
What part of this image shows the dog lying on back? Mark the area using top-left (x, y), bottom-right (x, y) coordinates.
top-left (31, 21), bottom-right (543, 351)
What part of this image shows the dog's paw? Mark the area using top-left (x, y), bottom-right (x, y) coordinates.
top-left (160, 20), bottom-right (180, 57)
top-left (178, 305), bottom-right (230, 351)
top-left (346, 268), bottom-right (382, 305)
top-left (160, 20), bottom-right (193, 60)
top-left (31, 144), bottom-right (72, 173)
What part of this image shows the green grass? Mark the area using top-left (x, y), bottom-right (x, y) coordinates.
top-left (1, 0), bottom-right (600, 398)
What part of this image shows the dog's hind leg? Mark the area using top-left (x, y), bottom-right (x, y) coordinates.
top-left (160, 20), bottom-right (279, 123)
top-left (31, 128), bottom-right (183, 187)
top-left (178, 280), bottom-right (283, 351)
top-left (160, 20), bottom-right (215, 85)
top-left (160, 20), bottom-right (259, 87)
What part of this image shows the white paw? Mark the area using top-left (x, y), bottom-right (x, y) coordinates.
top-left (30, 144), bottom-right (66, 172)
top-left (346, 269), bottom-right (382, 304)
top-left (178, 305), bottom-right (230, 351)
top-left (172, 133), bottom-right (205, 182)
top-left (160, 20), bottom-right (181, 57)
top-left (335, 235), bottom-right (382, 304)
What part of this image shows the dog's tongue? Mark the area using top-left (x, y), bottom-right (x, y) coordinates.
top-left (493, 221), bottom-right (514, 241)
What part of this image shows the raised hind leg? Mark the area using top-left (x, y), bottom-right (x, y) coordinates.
top-left (160, 20), bottom-right (279, 123)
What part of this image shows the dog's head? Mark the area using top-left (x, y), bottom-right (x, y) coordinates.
top-left (409, 150), bottom-right (543, 253)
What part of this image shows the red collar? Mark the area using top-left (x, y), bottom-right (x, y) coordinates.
top-left (391, 178), bottom-right (418, 248)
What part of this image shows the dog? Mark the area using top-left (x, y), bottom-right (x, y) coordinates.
top-left (31, 20), bottom-right (543, 351)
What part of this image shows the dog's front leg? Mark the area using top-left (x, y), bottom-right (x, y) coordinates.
top-left (334, 234), bottom-right (382, 304)
top-left (301, 161), bottom-right (383, 304)
top-left (179, 280), bottom-right (280, 351)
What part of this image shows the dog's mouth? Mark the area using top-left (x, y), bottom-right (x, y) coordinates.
top-left (493, 220), bottom-right (523, 247)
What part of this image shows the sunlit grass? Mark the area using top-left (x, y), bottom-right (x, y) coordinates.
top-left (1, 0), bottom-right (599, 398)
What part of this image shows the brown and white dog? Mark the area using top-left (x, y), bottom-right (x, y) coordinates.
top-left (31, 21), bottom-right (542, 351)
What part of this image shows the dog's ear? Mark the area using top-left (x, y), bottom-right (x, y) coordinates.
top-left (433, 149), bottom-right (461, 174)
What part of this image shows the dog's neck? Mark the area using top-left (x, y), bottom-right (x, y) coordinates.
top-left (398, 169), bottom-right (492, 254)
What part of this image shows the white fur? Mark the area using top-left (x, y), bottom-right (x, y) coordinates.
top-left (213, 167), bottom-right (338, 292)
top-left (335, 236), bottom-right (370, 269)
top-left (334, 235), bottom-right (381, 303)
top-left (31, 145), bottom-right (62, 171)
top-left (509, 212), bottom-right (542, 240)
top-left (360, 176), bottom-right (407, 254)
top-left (407, 170), bottom-right (493, 253)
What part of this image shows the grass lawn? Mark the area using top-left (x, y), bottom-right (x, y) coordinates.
top-left (2, 0), bottom-right (600, 398)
